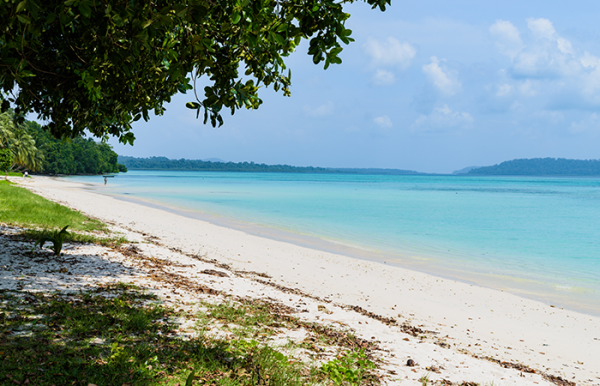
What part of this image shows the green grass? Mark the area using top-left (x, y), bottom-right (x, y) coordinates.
top-left (196, 299), bottom-right (380, 385)
top-left (0, 180), bottom-right (107, 232)
top-left (3, 172), bottom-right (32, 177)
top-left (0, 284), bottom-right (321, 386)
top-left (23, 229), bottom-right (129, 247)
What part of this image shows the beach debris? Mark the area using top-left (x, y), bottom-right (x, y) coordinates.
top-left (235, 270), bottom-right (271, 278)
top-left (201, 269), bottom-right (229, 278)
top-left (406, 358), bottom-right (415, 367)
top-left (317, 304), bottom-right (332, 314)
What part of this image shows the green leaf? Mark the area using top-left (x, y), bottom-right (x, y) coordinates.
top-left (46, 12), bottom-right (56, 24)
top-left (19, 70), bottom-right (36, 78)
top-left (79, 3), bottom-right (91, 18)
top-left (186, 102), bottom-right (200, 109)
top-left (141, 19), bottom-right (153, 29)
top-left (330, 47), bottom-right (343, 56)
top-left (17, 14), bottom-right (31, 24)
top-left (16, 1), bottom-right (27, 13)
top-left (271, 32), bottom-right (285, 46)
top-left (231, 12), bottom-right (241, 24)
top-left (185, 371), bottom-right (195, 386)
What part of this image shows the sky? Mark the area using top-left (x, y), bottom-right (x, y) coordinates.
top-left (110, 0), bottom-right (600, 173)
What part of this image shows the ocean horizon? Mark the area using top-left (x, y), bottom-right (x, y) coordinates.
top-left (68, 170), bottom-right (600, 315)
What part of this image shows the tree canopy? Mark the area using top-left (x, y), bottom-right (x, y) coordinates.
top-left (0, 110), bottom-right (43, 171)
top-left (0, 110), bottom-right (125, 174)
top-left (119, 155), bottom-right (421, 174)
top-left (0, 0), bottom-right (389, 144)
top-left (468, 158), bottom-right (600, 176)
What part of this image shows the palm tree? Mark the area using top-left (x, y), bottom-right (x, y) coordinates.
top-left (0, 111), bottom-right (43, 173)
top-left (10, 127), bottom-right (41, 172)
top-left (0, 111), bottom-right (14, 148)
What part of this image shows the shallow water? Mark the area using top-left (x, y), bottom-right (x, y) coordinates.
top-left (69, 171), bottom-right (600, 314)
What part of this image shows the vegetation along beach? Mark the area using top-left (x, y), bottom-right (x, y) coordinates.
top-left (2, 0), bottom-right (600, 385)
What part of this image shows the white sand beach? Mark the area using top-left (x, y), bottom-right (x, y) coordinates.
top-left (4, 175), bottom-right (599, 385)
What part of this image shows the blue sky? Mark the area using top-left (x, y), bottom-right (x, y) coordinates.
top-left (110, 0), bottom-right (600, 173)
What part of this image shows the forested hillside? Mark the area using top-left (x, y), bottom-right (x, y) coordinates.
top-left (119, 156), bottom-right (421, 175)
top-left (468, 158), bottom-right (600, 176)
top-left (119, 156), bottom-right (334, 173)
top-left (1, 111), bottom-right (126, 175)
top-left (27, 122), bottom-right (127, 175)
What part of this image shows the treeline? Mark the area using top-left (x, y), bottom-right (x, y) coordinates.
top-left (119, 156), bottom-right (422, 175)
top-left (334, 168), bottom-right (420, 175)
top-left (27, 122), bottom-right (127, 175)
top-left (468, 158), bottom-right (600, 176)
top-left (119, 156), bottom-right (335, 173)
top-left (1, 111), bottom-right (126, 175)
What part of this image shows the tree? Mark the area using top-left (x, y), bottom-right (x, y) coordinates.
top-left (0, 111), bottom-right (44, 171)
top-left (0, 0), bottom-right (389, 144)
top-left (0, 148), bottom-right (13, 179)
top-left (0, 112), bottom-right (14, 147)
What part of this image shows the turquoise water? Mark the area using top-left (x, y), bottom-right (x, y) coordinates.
top-left (71, 171), bottom-right (600, 314)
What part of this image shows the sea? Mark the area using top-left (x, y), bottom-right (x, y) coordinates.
top-left (69, 170), bottom-right (600, 315)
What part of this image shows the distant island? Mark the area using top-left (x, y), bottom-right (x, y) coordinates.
top-left (118, 156), bottom-right (421, 175)
top-left (118, 156), bottom-right (600, 177)
top-left (468, 158), bottom-right (600, 176)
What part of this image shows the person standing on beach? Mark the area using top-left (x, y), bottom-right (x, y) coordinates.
top-left (104, 177), bottom-right (107, 185)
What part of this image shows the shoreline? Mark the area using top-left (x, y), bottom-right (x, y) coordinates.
top-left (70, 175), bottom-right (600, 317)
top-left (14, 176), bottom-right (600, 385)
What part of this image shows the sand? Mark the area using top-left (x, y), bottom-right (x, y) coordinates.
top-left (5, 175), bottom-right (600, 385)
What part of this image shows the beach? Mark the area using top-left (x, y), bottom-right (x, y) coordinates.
top-left (5, 175), bottom-right (600, 385)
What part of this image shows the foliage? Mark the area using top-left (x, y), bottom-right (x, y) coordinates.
top-left (120, 155), bottom-right (421, 175)
top-left (21, 118), bottom-right (126, 174)
top-left (0, 0), bottom-right (389, 143)
top-left (0, 285), bottom-right (314, 386)
top-left (0, 111), bottom-right (43, 172)
top-left (34, 225), bottom-right (69, 256)
top-left (1, 110), bottom-right (125, 174)
top-left (0, 180), bottom-right (107, 232)
top-left (468, 158), bottom-right (600, 176)
top-left (24, 228), bottom-right (129, 247)
top-left (0, 111), bottom-right (14, 147)
top-left (120, 155), bottom-right (335, 173)
top-left (0, 148), bottom-right (13, 175)
top-left (5, 171), bottom-right (29, 177)
top-left (320, 349), bottom-right (376, 385)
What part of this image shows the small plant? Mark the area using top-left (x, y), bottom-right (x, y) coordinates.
top-left (420, 372), bottom-right (431, 385)
top-left (320, 349), bottom-right (376, 385)
top-left (185, 371), bottom-right (195, 386)
top-left (35, 225), bottom-right (70, 256)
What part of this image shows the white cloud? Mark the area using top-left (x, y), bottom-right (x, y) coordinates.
top-left (513, 18), bottom-right (580, 78)
top-left (372, 69), bottom-right (396, 86)
top-left (411, 104), bottom-right (473, 133)
top-left (496, 83), bottom-right (513, 97)
top-left (363, 37), bottom-right (416, 69)
top-left (490, 20), bottom-right (524, 59)
top-left (569, 113), bottom-right (600, 134)
top-left (374, 115), bottom-right (393, 128)
top-left (581, 51), bottom-right (600, 68)
top-left (303, 101), bottom-right (334, 117)
top-left (487, 17), bottom-right (600, 110)
top-left (422, 56), bottom-right (462, 95)
top-left (527, 18), bottom-right (556, 41)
